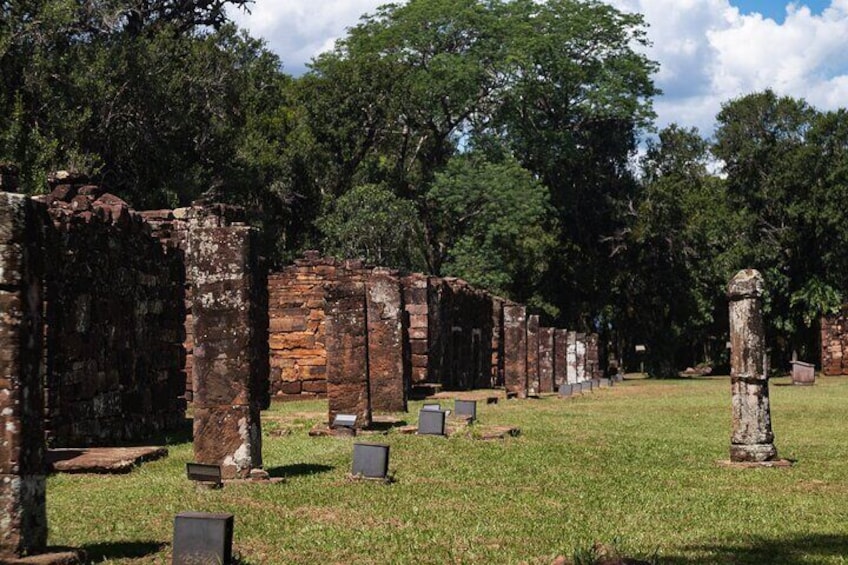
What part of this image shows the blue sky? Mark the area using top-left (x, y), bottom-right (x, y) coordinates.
top-left (735, 0), bottom-right (829, 21)
top-left (230, 1), bottom-right (848, 136)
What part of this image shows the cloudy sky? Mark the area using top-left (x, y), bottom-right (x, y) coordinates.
top-left (228, 0), bottom-right (848, 136)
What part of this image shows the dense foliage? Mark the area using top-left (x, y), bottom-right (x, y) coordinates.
top-left (3, 0), bottom-right (848, 374)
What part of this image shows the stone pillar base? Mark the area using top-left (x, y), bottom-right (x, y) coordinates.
top-left (730, 443), bottom-right (778, 463)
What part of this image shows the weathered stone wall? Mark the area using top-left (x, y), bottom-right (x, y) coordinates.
top-left (491, 297), bottom-right (505, 387)
top-left (403, 274), bottom-right (430, 385)
top-left (39, 179), bottom-right (186, 446)
top-left (586, 334), bottom-right (600, 380)
top-left (575, 333), bottom-right (587, 382)
top-left (141, 203), bottom-right (250, 402)
top-left (821, 307), bottom-right (848, 375)
top-left (366, 269), bottom-right (406, 412)
top-left (539, 327), bottom-right (555, 393)
top-left (269, 254), bottom-right (599, 400)
top-left (503, 304), bottom-right (528, 397)
top-left (526, 315), bottom-right (540, 395)
top-left (554, 329), bottom-right (567, 388)
top-left (270, 258), bottom-right (506, 399)
top-left (0, 192), bottom-right (47, 558)
top-left (325, 279), bottom-right (372, 428)
top-left (430, 279), bottom-right (495, 390)
top-left (190, 222), bottom-right (267, 479)
top-left (266, 253), bottom-right (370, 400)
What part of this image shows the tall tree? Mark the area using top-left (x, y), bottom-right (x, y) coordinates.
top-left (299, 0), bottom-right (658, 319)
top-left (713, 90), bottom-right (845, 362)
top-left (426, 153), bottom-right (558, 311)
top-left (614, 125), bottom-right (742, 375)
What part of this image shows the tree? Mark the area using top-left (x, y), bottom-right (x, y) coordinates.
top-left (713, 90), bottom-right (848, 364)
top-left (316, 183), bottom-right (427, 270)
top-left (299, 0), bottom-right (659, 325)
top-left (613, 125), bottom-right (742, 375)
top-left (0, 0), bottom-right (292, 203)
top-left (426, 153), bottom-right (558, 311)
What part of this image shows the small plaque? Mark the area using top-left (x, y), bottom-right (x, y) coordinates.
top-left (454, 400), bottom-right (477, 421)
top-left (186, 463), bottom-right (222, 486)
top-left (173, 512), bottom-right (233, 565)
top-left (352, 443), bottom-right (390, 479)
top-left (421, 403), bottom-right (442, 412)
top-left (558, 384), bottom-right (574, 397)
top-left (333, 414), bottom-right (358, 428)
top-left (418, 409), bottom-right (446, 436)
top-left (635, 345), bottom-right (646, 353)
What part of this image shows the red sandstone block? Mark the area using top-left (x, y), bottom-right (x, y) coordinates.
top-left (193, 405), bottom-right (262, 479)
top-left (408, 328), bottom-right (427, 340)
top-left (411, 354), bottom-right (428, 367)
top-left (269, 317), bottom-right (307, 332)
top-left (409, 314), bottom-right (428, 329)
top-left (302, 380), bottom-right (327, 393)
top-left (277, 381), bottom-right (302, 395)
top-left (409, 340), bottom-right (428, 355)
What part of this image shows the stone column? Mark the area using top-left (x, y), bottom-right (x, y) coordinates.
top-left (325, 280), bottom-right (372, 428)
top-left (402, 275), bottom-right (429, 385)
top-left (586, 334), bottom-right (600, 379)
top-left (554, 329), bottom-right (567, 388)
top-left (0, 193), bottom-right (47, 558)
top-left (526, 315), bottom-right (540, 395)
top-left (491, 298), bottom-right (504, 387)
top-left (575, 333), bottom-right (587, 382)
top-left (728, 269), bottom-right (777, 462)
top-left (366, 270), bottom-right (406, 412)
top-left (503, 305), bottom-right (527, 397)
top-left (539, 327), bottom-right (555, 393)
top-left (566, 331), bottom-right (578, 384)
top-left (190, 223), bottom-right (264, 479)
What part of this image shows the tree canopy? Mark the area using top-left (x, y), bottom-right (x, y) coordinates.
top-left (4, 1), bottom-right (848, 376)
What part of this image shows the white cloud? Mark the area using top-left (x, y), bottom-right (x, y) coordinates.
top-left (227, 1), bottom-right (384, 74)
top-left (230, 1), bottom-right (848, 135)
top-left (610, 0), bottom-right (848, 134)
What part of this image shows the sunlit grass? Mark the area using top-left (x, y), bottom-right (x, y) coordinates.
top-left (47, 376), bottom-right (848, 564)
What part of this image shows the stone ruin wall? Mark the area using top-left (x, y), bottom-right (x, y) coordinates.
top-left (268, 254), bottom-right (505, 401)
top-left (1, 190), bottom-right (48, 557)
top-left (141, 203), bottom-right (252, 402)
top-left (821, 307), bottom-right (848, 375)
top-left (37, 175), bottom-right (186, 446)
top-left (266, 252), bottom-right (371, 400)
top-left (427, 278), bottom-right (496, 391)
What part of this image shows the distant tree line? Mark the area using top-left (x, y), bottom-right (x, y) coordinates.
top-left (3, 0), bottom-right (846, 374)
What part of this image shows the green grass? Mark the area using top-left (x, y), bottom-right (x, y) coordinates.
top-left (46, 376), bottom-right (848, 564)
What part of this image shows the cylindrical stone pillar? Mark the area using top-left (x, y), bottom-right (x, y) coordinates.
top-left (728, 269), bottom-right (777, 462)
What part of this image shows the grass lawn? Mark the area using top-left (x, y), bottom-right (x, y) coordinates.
top-left (46, 376), bottom-right (848, 564)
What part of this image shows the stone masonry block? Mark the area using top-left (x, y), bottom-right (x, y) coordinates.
top-left (366, 273), bottom-right (407, 412)
top-left (503, 305), bottom-right (527, 397)
top-left (325, 280), bottom-right (371, 428)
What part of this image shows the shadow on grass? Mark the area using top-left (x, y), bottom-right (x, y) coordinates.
top-left (368, 419), bottom-right (408, 431)
top-left (82, 540), bottom-right (165, 561)
top-left (266, 463), bottom-right (334, 479)
top-left (663, 533), bottom-right (848, 564)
